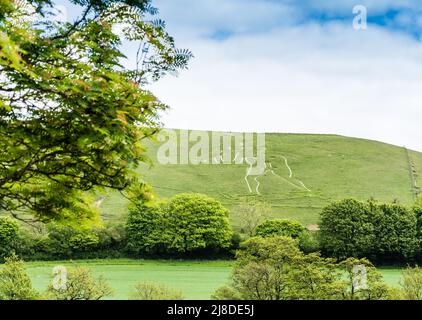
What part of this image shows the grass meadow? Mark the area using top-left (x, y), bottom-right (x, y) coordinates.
top-left (23, 259), bottom-right (403, 300)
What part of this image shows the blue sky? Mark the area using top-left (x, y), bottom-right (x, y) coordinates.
top-left (55, 1), bottom-right (422, 151)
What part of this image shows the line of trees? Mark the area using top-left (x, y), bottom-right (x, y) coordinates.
top-left (0, 193), bottom-right (236, 261)
top-left (213, 235), bottom-right (422, 300)
top-left (319, 199), bottom-right (422, 264)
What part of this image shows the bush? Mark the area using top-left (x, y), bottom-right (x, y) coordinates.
top-left (399, 266), bottom-right (422, 300)
top-left (20, 224), bottom-right (126, 260)
top-left (0, 255), bottom-right (39, 300)
top-left (43, 224), bottom-right (100, 259)
top-left (129, 282), bottom-right (184, 300)
top-left (46, 267), bottom-right (113, 300)
top-left (0, 217), bottom-right (20, 260)
top-left (126, 193), bottom-right (233, 256)
top-left (298, 230), bottom-right (320, 253)
top-left (255, 219), bottom-right (305, 239)
top-left (211, 285), bottom-right (241, 300)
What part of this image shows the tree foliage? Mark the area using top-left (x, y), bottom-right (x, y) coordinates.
top-left (125, 201), bottom-right (166, 254)
top-left (319, 199), bottom-right (375, 260)
top-left (399, 266), bottom-right (422, 300)
top-left (218, 236), bottom-right (347, 300)
top-left (214, 236), bottom-right (392, 300)
top-left (126, 193), bottom-right (233, 255)
top-left (129, 281), bottom-right (184, 300)
top-left (372, 203), bottom-right (418, 262)
top-left (255, 219), bottom-right (305, 239)
top-left (46, 266), bottom-right (113, 300)
top-left (0, 217), bottom-right (20, 260)
top-left (319, 199), bottom-right (419, 263)
top-left (0, 255), bottom-right (39, 300)
top-left (0, 0), bottom-right (191, 223)
top-left (231, 200), bottom-right (271, 237)
top-left (340, 257), bottom-right (391, 300)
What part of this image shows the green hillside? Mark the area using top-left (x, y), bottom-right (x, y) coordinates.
top-left (100, 130), bottom-right (422, 227)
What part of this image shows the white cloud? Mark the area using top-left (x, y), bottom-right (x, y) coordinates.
top-left (147, 21), bottom-right (422, 151)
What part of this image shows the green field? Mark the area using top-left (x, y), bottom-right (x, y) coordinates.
top-left (23, 259), bottom-right (404, 299)
top-left (100, 131), bottom-right (422, 226)
top-left (25, 259), bottom-right (233, 300)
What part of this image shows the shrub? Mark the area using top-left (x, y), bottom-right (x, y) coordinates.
top-left (129, 282), bottom-right (184, 300)
top-left (46, 267), bottom-right (113, 300)
top-left (17, 223), bottom-right (126, 261)
top-left (0, 217), bottom-right (20, 260)
top-left (43, 224), bottom-right (100, 259)
top-left (298, 230), bottom-right (320, 253)
top-left (94, 223), bottom-right (126, 257)
top-left (0, 255), bottom-right (39, 300)
top-left (399, 266), bottom-right (422, 300)
top-left (255, 219), bottom-right (305, 239)
top-left (211, 286), bottom-right (241, 300)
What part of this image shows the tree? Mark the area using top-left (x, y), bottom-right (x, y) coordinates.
top-left (0, 255), bottom-right (39, 300)
top-left (231, 236), bottom-right (301, 300)
top-left (164, 193), bottom-right (233, 254)
top-left (129, 281), bottom-right (184, 300)
top-left (319, 199), bottom-right (376, 259)
top-left (340, 258), bottom-right (391, 300)
top-left (126, 194), bottom-right (233, 255)
top-left (36, 224), bottom-right (101, 259)
top-left (46, 267), bottom-right (112, 300)
top-left (320, 199), bottom-right (419, 263)
top-left (214, 236), bottom-right (392, 300)
top-left (0, 217), bottom-right (20, 260)
top-left (0, 0), bottom-right (192, 223)
top-left (414, 205), bottom-right (422, 238)
top-left (211, 286), bottom-right (242, 300)
top-left (287, 253), bottom-right (344, 300)
top-left (231, 200), bottom-right (271, 237)
top-left (255, 219), bottom-right (305, 239)
top-left (125, 201), bottom-right (167, 254)
top-left (372, 203), bottom-right (418, 262)
top-left (216, 236), bottom-right (344, 300)
top-left (399, 266), bottom-right (422, 300)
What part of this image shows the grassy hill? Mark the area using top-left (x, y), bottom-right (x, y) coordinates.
top-left (100, 130), bottom-right (422, 227)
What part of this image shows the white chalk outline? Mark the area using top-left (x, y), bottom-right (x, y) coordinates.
top-left (243, 156), bottom-right (311, 194)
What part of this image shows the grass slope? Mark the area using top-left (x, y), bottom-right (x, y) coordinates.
top-left (100, 131), bottom-right (422, 226)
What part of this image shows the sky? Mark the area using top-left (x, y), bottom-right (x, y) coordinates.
top-left (56, 1), bottom-right (422, 151)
